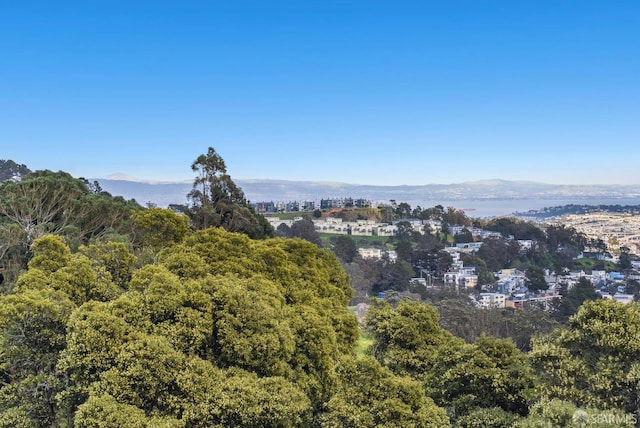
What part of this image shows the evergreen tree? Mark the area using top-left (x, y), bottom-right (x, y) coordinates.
top-left (187, 147), bottom-right (273, 239)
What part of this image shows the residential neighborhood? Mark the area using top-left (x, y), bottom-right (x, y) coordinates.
top-left (553, 211), bottom-right (640, 254)
top-left (264, 200), bottom-right (640, 311)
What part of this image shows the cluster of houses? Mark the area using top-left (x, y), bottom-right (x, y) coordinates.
top-left (428, 239), bottom-right (639, 309)
top-left (254, 198), bottom-right (373, 213)
top-left (557, 212), bottom-right (640, 254)
top-left (268, 214), bottom-right (640, 310)
top-left (474, 266), bottom-right (640, 309)
top-left (266, 216), bottom-right (443, 237)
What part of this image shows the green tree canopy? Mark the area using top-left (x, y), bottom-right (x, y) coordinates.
top-left (132, 207), bottom-right (191, 251)
top-left (187, 147), bottom-right (273, 239)
top-left (524, 266), bottom-right (548, 292)
top-left (531, 299), bottom-right (640, 415)
top-left (317, 356), bottom-right (450, 427)
top-left (34, 227), bottom-right (359, 425)
top-left (330, 235), bottom-right (358, 263)
top-left (289, 217), bottom-right (322, 246)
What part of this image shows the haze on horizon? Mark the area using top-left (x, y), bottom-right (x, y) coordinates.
top-left (2, 1), bottom-right (639, 186)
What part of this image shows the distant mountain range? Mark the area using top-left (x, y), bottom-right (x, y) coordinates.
top-left (5, 158), bottom-right (638, 213)
top-left (95, 178), bottom-right (640, 208)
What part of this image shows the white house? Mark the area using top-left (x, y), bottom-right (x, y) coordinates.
top-left (601, 293), bottom-right (634, 304)
top-left (479, 293), bottom-right (506, 308)
top-left (375, 225), bottom-right (397, 237)
top-left (359, 247), bottom-right (382, 260)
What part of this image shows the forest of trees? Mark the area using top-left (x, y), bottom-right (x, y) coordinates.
top-left (1, 150), bottom-right (640, 427)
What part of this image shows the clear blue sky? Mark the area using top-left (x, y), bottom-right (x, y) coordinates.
top-left (2, 1), bottom-right (639, 185)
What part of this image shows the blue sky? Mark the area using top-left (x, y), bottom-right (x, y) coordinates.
top-left (2, 1), bottom-right (639, 185)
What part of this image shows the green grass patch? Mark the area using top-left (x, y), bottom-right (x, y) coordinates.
top-left (319, 233), bottom-right (334, 248)
top-left (574, 258), bottom-right (595, 270)
top-left (263, 211), bottom-right (314, 220)
top-left (352, 235), bottom-right (391, 246)
top-left (356, 330), bottom-right (374, 358)
top-left (349, 306), bottom-right (374, 358)
top-left (320, 233), bottom-right (391, 250)
top-left (573, 257), bottom-right (617, 272)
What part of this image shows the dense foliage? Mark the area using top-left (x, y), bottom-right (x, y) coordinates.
top-left (1, 229), bottom-right (367, 426)
top-left (1, 154), bottom-right (639, 426)
top-left (187, 147), bottom-right (273, 239)
top-left (0, 170), bottom-right (140, 286)
top-left (0, 160), bottom-right (30, 182)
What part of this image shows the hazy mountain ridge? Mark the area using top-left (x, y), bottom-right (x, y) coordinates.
top-left (95, 178), bottom-right (640, 208)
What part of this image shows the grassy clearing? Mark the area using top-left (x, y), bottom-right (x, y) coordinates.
top-left (573, 258), bottom-right (617, 272)
top-left (348, 306), bottom-right (373, 358)
top-left (320, 233), bottom-right (391, 249)
top-left (263, 211), bottom-right (314, 220)
top-left (356, 330), bottom-right (373, 358)
top-left (573, 258), bottom-right (595, 270)
top-left (352, 235), bottom-right (391, 246)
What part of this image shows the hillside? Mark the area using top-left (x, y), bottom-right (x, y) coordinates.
top-left (0, 160), bottom-right (31, 182)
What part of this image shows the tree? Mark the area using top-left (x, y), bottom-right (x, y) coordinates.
top-left (0, 171), bottom-right (87, 244)
top-left (0, 289), bottom-right (75, 427)
top-left (366, 300), bottom-right (538, 423)
top-left (417, 250), bottom-right (453, 280)
top-left (394, 221), bottom-right (415, 243)
top-left (484, 217), bottom-right (545, 241)
top-left (618, 246), bottom-right (633, 272)
top-left (275, 222), bottom-right (292, 238)
top-left (453, 228), bottom-right (473, 245)
top-left (625, 279), bottom-right (640, 299)
top-left (209, 275), bottom-right (295, 377)
top-left (132, 207), bottom-right (191, 251)
top-left (176, 359), bottom-right (312, 427)
top-left (0, 223), bottom-right (26, 286)
top-left (331, 235), bottom-right (358, 263)
top-left (531, 300), bottom-right (640, 415)
top-left (317, 356), bottom-right (450, 427)
top-left (504, 307), bottom-right (559, 352)
top-left (395, 202), bottom-right (412, 219)
top-left (378, 206), bottom-right (395, 223)
top-left (0, 170), bottom-right (137, 247)
top-left (456, 407), bottom-right (520, 428)
top-left (524, 266), bottom-right (548, 292)
top-left (461, 254), bottom-right (495, 287)
top-left (441, 207), bottom-right (471, 227)
top-left (545, 224), bottom-right (587, 255)
top-left (366, 300), bottom-right (464, 376)
top-left (187, 147), bottom-right (273, 239)
top-left (371, 260), bottom-right (415, 293)
top-left (394, 241), bottom-right (413, 264)
top-left (73, 393), bottom-right (152, 428)
top-left (517, 398), bottom-right (632, 427)
top-left (415, 232), bottom-right (441, 252)
top-left (476, 237), bottom-right (520, 272)
top-left (0, 171), bottom-right (138, 289)
top-left (28, 234), bottom-right (71, 273)
top-left (551, 277), bottom-right (600, 323)
top-left (427, 335), bottom-right (537, 418)
top-left (591, 237), bottom-right (608, 254)
top-left (435, 299), bottom-right (559, 352)
top-left (79, 240), bottom-right (137, 288)
top-left (290, 217), bottom-right (322, 246)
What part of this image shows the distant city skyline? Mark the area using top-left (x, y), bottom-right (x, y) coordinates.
top-left (2, 1), bottom-right (639, 185)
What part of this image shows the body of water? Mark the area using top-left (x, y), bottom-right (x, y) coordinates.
top-left (406, 198), bottom-right (640, 219)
